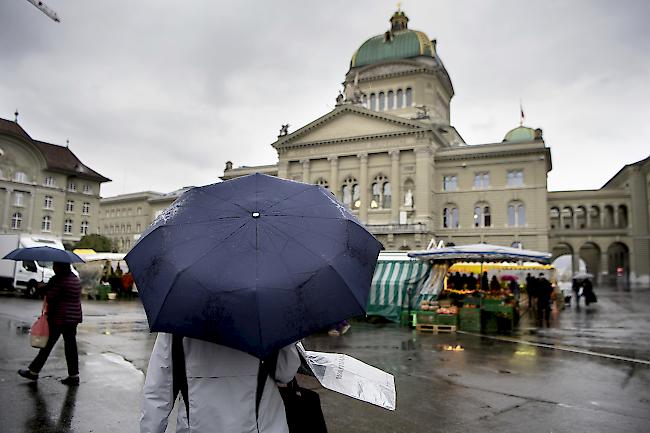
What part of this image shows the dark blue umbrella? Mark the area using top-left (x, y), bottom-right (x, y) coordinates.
top-left (126, 173), bottom-right (382, 358)
top-left (3, 246), bottom-right (84, 263)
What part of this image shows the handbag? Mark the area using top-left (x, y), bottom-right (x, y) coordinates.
top-left (278, 377), bottom-right (328, 433)
top-left (30, 298), bottom-right (49, 349)
top-left (256, 352), bottom-right (328, 433)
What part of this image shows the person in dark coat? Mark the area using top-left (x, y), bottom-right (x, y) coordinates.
top-left (571, 278), bottom-right (582, 308)
top-left (536, 273), bottom-right (553, 326)
top-left (525, 273), bottom-right (537, 309)
top-left (481, 271), bottom-right (489, 291)
top-left (466, 272), bottom-right (477, 291)
top-left (19, 262), bottom-right (83, 386)
top-left (583, 278), bottom-right (597, 305)
top-left (490, 275), bottom-right (501, 291)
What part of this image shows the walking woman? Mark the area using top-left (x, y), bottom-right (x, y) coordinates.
top-left (18, 262), bottom-right (82, 386)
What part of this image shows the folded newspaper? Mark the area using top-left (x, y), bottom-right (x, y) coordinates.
top-left (296, 342), bottom-right (396, 410)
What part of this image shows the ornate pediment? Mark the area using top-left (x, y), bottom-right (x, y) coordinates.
top-left (274, 106), bottom-right (425, 149)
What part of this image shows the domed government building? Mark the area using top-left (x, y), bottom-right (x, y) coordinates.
top-left (91, 9), bottom-right (648, 285)
top-left (218, 9), bottom-right (649, 285)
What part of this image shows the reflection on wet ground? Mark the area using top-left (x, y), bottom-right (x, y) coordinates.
top-left (24, 382), bottom-right (78, 433)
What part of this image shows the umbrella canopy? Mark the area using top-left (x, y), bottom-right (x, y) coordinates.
top-left (3, 246), bottom-right (84, 263)
top-left (126, 173), bottom-right (382, 359)
top-left (408, 243), bottom-right (552, 264)
top-left (572, 271), bottom-right (594, 280)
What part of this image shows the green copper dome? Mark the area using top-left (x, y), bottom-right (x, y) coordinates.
top-left (350, 10), bottom-right (435, 68)
top-left (503, 126), bottom-right (537, 143)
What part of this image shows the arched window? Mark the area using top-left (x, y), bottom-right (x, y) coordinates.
top-left (387, 91), bottom-right (395, 109)
top-left (352, 184), bottom-right (360, 209)
top-left (550, 207), bottom-right (560, 229)
top-left (42, 215), bottom-right (52, 232)
top-left (370, 175), bottom-right (390, 209)
top-left (369, 93), bottom-right (376, 110)
top-left (396, 89), bottom-right (404, 108)
top-left (11, 212), bottom-right (22, 230)
top-left (443, 206), bottom-right (459, 228)
top-left (474, 204), bottom-right (491, 228)
top-left (383, 182), bottom-right (391, 208)
top-left (315, 178), bottom-right (329, 189)
top-left (405, 87), bottom-right (413, 106)
top-left (508, 201), bottom-right (525, 227)
top-left (562, 207), bottom-right (573, 229)
top-left (14, 171), bottom-right (27, 182)
top-left (378, 92), bottom-right (385, 110)
top-left (341, 177), bottom-right (359, 208)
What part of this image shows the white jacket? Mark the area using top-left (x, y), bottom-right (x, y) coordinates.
top-left (140, 333), bottom-right (300, 433)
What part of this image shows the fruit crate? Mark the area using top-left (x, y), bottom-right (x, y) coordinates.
top-left (459, 307), bottom-right (481, 332)
top-left (416, 311), bottom-right (437, 325)
top-left (435, 313), bottom-right (458, 326)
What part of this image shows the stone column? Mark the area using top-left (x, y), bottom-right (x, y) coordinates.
top-left (389, 150), bottom-right (400, 223)
top-left (358, 153), bottom-right (368, 224)
top-left (559, 205), bottom-right (565, 229)
top-left (572, 208), bottom-right (578, 230)
top-left (613, 204), bottom-right (620, 228)
top-left (414, 147), bottom-right (432, 221)
top-left (328, 156), bottom-right (338, 199)
top-left (2, 188), bottom-right (12, 230)
top-left (586, 204), bottom-right (592, 228)
top-left (277, 160), bottom-right (289, 179)
top-left (301, 159), bottom-right (310, 183)
top-left (572, 251), bottom-right (580, 274)
top-left (600, 203), bottom-right (605, 228)
top-left (600, 251), bottom-right (609, 283)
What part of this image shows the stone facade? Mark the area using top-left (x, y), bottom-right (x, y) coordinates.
top-left (0, 118), bottom-right (109, 247)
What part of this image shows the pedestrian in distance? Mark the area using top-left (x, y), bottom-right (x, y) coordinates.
top-left (466, 272), bottom-right (477, 291)
top-left (481, 271), bottom-right (489, 291)
top-left (489, 275), bottom-right (501, 291)
top-left (582, 278), bottom-right (597, 306)
top-left (140, 333), bottom-right (301, 433)
top-left (572, 278), bottom-right (582, 309)
top-left (536, 273), bottom-right (553, 326)
top-left (18, 262), bottom-right (82, 386)
top-left (526, 273), bottom-right (537, 310)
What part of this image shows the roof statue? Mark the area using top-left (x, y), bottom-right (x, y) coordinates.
top-left (278, 124), bottom-right (290, 137)
top-left (343, 73), bottom-right (365, 105)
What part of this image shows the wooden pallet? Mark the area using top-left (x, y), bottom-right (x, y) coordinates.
top-left (416, 324), bottom-right (457, 333)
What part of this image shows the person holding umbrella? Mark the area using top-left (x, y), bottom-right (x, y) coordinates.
top-left (128, 174), bottom-right (382, 433)
top-left (18, 261), bottom-right (83, 386)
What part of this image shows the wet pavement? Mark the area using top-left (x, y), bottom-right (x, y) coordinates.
top-left (0, 284), bottom-right (649, 433)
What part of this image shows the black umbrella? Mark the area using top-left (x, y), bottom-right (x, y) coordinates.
top-left (3, 246), bottom-right (84, 263)
top-left (126, 173), bottom-right (382, 358)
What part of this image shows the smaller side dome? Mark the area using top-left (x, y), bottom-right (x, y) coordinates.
top-left (503, 126), bottom-right (538, 143)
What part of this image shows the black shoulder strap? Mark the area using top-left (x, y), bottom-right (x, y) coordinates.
top-left (255, 350), bottom-right (279, 421)
top-left (172, 334), bottom-right (190, 422)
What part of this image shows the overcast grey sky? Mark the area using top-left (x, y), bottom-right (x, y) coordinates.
top-left (1, 0), bottom-right (648, 197)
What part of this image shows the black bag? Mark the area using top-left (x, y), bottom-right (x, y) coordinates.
top-left (256, 352), bottom-right (327, 433)
top-left (278, 378), bottom-right (328, 433)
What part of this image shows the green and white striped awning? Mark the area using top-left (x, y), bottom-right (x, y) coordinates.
top-left (366, 259), bottom-right (431, 322)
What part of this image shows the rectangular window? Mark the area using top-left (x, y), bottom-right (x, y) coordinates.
top-left (14, 171), bottom-right (27, 182)
top-left (443, 175), bottom-right (458, 191)
top-left (44, 195), bottom-right (53, 209)
top-left (82, 202), bottom-right (90, 215)
top-left (44, 176), bottom-right (55, 187)
top-left (64, 219), bottom-right (73, 234)
top-left (14, 192), bottom-right (24, 207)
top-left (474, 172), bottom-right (490, 189)
top-left (83, 184), bottom-right (91, 194)
top-left (80, 221), bottom-right (89, 235)
top-left (506, 169), bottom-right (524, 187)
top-left (42, 215), bottom-right (52, 232)
top-left (66, 200), bottom-right (74, 212)
top-left (68, 181), bottom-right (77, 192)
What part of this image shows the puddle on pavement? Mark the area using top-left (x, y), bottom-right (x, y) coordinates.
top-left (101, 352), bottom-right (144, 376)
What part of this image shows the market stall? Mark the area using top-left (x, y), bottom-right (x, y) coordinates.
top-left (407, 244), bottom-right (553, 333)
top-left (366, 251), bottom-right (431, 323)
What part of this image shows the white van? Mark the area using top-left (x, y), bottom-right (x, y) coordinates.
top-left (0, 234), bottom-right (63, 297)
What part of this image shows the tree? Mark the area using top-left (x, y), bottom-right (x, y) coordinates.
top-left (73, 234), bottom-right (114, 252)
